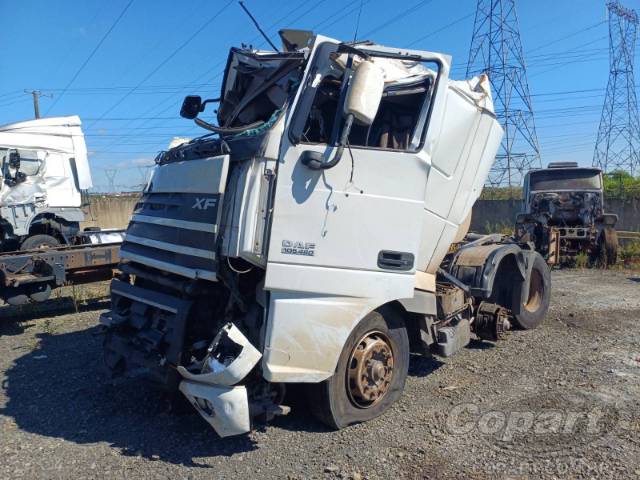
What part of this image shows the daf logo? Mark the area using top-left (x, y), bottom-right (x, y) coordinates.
top-left (192, 197), bottom-right (217, 210)
top-left (281, 239), bottom-right (316, 257)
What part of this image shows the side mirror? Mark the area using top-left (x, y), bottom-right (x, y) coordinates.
top-left (300, 59), bottom-right (385, 171)
top-left (180, 95), bottom-right (203, 119)
top-left (8, 150), bottom-right (20, 170)
top-left (344, 60), bottom-right (385, 126)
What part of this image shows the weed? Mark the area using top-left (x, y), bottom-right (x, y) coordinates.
top-left (575, 252), bottom-right (589, 269)
top-left (620, 240), bottom-right (640, 267)
top-left (482, 221), bottom-right (514, 235)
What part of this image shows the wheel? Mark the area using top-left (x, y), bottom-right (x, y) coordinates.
top-left (601, 227), bottom-right (618, 267)
top-left (307, 308), bottom-right (409, 429)
top-left (511, 253), bottom-right (551, 330)
top-left (4, 287), bottom-right (30, 306)
top-left (20, 234), bottom-right (60, 251)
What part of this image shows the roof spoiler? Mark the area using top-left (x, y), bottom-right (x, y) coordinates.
top-left (547, 162), bottom-right (578, 169)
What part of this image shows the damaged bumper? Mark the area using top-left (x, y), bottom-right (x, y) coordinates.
top-left (178, 382), bottom-right (252, 437)
top-left (176, 323), bottom-right (262, 437)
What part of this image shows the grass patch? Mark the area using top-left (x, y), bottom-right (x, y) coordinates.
top-left (575, 252), bottom-right (589, 269)
top-left (620, 240), bottom-right (640, 268)
top-left (482, 221), bottom-right (514, 235)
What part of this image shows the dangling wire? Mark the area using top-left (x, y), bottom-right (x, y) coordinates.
top-left (353, 0), bottom-right (364, 42)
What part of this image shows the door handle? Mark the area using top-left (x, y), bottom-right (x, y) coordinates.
top-left (377, 250), bottom-right (414, 271)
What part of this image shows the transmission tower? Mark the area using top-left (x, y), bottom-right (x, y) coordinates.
top-left (104, 168), bottom-right (118, 193)
top-left (593, 2), bottom-right (640, 175)
top-left (467, 0), bottom-right (541, 187)
top-left (137, 166), bottom-right (152, 188)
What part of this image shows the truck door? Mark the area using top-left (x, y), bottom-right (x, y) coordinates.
top-left (265, 40), bottom-right (450, 299)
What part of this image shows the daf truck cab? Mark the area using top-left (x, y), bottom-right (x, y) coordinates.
top-left (0, 116), bottom-right (92, 251)
top-left (101, 31), bottom-right (550, 437)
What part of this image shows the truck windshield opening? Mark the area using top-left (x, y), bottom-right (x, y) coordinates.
top-left (530, 170), bottom-right (601, 191)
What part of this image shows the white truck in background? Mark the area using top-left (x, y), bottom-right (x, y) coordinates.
top-left (0, 116), bottom-right (123, 304)
top-left (0, 115), bottom-right (93, 251)
top-left (100, 31), bottom-right (551, 437)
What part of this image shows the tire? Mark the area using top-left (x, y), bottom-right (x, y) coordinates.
top-left (602, 227), bottom-right (618, 267)
top-left (511, 253), bottom-right (551, 330)
top-left (20, 234), bottom-right (60, 251)
top-left (307, 307), bottom-right (409, 430)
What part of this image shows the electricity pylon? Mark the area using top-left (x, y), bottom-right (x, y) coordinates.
top-left (467, 0), bottom-right (541, 187)
top-left (593, 1), bottom-right (640, 175)
top-left (104, 168), bottom-right (118, 193)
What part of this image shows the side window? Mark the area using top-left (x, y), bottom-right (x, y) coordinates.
top-left (349, 77), bottom-right (434, 151)
top-left (300, 74), bottom-right (344, 144)
top-left (17, 149), bottom-right (42, 176)
top-left (0, 149), bottom-right (7, 179)
top-left (295, 55), bottom-right (438, 152)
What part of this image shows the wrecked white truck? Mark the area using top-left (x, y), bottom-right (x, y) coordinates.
top-left (0, 116), bottom-right (93, 251)
top-left (100, 31), bottom-right (551, 437)
top-left (0, 116), bottom-right (124, 304)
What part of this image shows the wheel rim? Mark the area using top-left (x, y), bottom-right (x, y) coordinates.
top-left (346, 330), bottom-right (394, 409)
top-left (524, 269), bottom-right (543, 312)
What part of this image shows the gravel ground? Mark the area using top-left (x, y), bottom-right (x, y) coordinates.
top-left (1, 270), bottom-right (639, 479)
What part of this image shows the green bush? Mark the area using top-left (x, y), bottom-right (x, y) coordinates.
top-left (603, 171), bottom-right (640, 199)
top-left (620, 240), bottom-right (640, 262)
top-left (482, 221), bottom-right (514, 235)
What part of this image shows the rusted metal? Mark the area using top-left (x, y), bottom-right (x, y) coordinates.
top-left (346, 331), bottom-right (394, 408)
top-left (547, 228), bottom-right (560, 266)
top-left (0, 243), bottom-right (120, 302)
top-left (474, 302), bottom-right (511, 341)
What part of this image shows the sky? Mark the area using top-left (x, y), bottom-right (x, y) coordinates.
top-left (0, 0), bottom-right (635, 191)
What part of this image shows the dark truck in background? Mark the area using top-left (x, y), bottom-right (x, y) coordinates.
top-left (514, 162), bottom-right (618, 266)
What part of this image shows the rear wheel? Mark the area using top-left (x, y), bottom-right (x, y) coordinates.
top-left (511, 253), bottom-right (551, 330)
top-left (307, 308), bottom-right (409, 429)
top-left (20, 234), bottom-right (60, 251)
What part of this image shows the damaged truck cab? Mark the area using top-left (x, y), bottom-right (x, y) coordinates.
top-left (101, 31), bottom-right (550, 437)
top-left (0, 116), bottom-right (93, 251)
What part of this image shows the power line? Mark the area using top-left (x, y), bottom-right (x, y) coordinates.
top-left (407, 12), bottom-right (475, 47)
top-left (45, 0), bottom-right (135, 115)
top-left (93, 0), bottom-right (352, 155)
top-left (527, 19), bottom-right (607, 55)
top-left (86, 0), bottom-right (235, 128)
top-left (361, 0), bottom-right (435, 39)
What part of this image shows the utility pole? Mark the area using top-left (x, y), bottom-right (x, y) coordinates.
top-left (593, 1), bottom-right (640, 175)
top-left (467, 0), bottom-right (541, 188)
top-left (24, 90), bottom-right (52, 119)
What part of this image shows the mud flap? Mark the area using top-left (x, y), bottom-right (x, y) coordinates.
top-left (176, 323), bottom-right (262, 437)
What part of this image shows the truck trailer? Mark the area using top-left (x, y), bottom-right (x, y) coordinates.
top-left (100, 31), bottom-right (551, 437)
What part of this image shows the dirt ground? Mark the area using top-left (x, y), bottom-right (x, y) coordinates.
top-left (0, 270), bottom-right (639, 479)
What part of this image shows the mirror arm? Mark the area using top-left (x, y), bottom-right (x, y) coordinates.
top-left (194, 117), bottom-right (265, 134)
top-left (200, 98), bottom-right (221, 112)
top-left (301, 114), bottom-right (354, 170)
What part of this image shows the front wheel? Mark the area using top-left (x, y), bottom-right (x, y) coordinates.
top-left (511, 253), bottom-right (551, 330)
top-left (600, 227), bottom-right (618, 267)
top-left (307, 308), bottom-right (409, 429)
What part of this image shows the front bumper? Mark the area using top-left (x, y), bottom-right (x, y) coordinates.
top-left (176, 323), bottom-right (262, 437)
top-left (179, 381), bottom-right (251, 437)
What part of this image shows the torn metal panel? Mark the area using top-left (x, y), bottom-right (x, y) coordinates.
top-left (177, 323), bottom-right (262, 386)
top-left (179, 381), bottom-right (251, 437)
